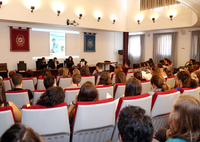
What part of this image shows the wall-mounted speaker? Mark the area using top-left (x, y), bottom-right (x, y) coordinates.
top-left (118, 50), bottom-right (123, 55)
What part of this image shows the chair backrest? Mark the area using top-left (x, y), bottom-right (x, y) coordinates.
top-left (0, 106), bottom-right (15, 137)
top-left (21, 102), bottom-right (70, 142)
top-left (96, 85), bottom-right (113, 99)
top-left (5, 90), bottom-right (30, 109)
top-left (64, 88), bottom-right (80, 105)
top-left (33, 90), bottom-right (45, 105)
top-left (127, 68), bottom-right (134, 73)
top-left (133, 68), bottom-right (140, 72)
top-left (126, 71), bottom-right (134, 80)
top-left (112, 93), bottom-right (152, 142)
top-left (95, 75), bottom-right (101, 85)
top-left (111, 73), bottom-right (116, 84)
top-left (150, 89), bottom-right (180, 132)
top-left (180, 87), bottom-right (200, 98)
top-left (3, 78), bottom-right (12, 91)
top-left (56, 75), bottom-right (62, 82)
top-left (166, 76), bottom-right (175, 89)
top-left (32, 77), bottom-right (37, 86)
top-left (141, 80), bottom-right (151, 94)
top-left (71, 98), bottom-right (115, 142)
top-left (58, 77), bottom-right (72, 89)
top-left (113, 83), bottom-right (126, 100)
top-left (22, 78), bottom-right (35, 92)
top-left (36, 78), bottom-right (46, 90)
top-left (80, 75), bottom-right (95, 85)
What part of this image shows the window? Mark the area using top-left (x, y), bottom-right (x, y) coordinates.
top-left (157, 34), bottom-right (172, 57)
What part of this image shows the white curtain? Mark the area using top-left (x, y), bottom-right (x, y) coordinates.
top-left (191, 31), bottom-right (200, 61)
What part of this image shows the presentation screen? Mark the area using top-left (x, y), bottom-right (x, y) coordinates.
top-left (50, 32), bottom-right (65, 57)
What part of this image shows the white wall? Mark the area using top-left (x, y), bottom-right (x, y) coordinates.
top-left (0, 22), bottom-right (123, 71)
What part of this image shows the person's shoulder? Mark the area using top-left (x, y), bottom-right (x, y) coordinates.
top-left (166, 138), bottom-right (188, 142)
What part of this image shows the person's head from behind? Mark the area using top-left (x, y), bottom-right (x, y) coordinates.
top-left (134, 71), bottom-right (143, 81)
top-left (151, 75), bottom-right (170, 92)
top-left (118, 106), bottom-right (153, 142)
top-left (63, 68), bottom-right (69, 77)
top-left (151, 65), bottom-right (162, 76)
top-left (72, 68), bottom-right (80, 75)
top-left (77, 81), bottom-right (99, 102)
top-left (115, 71), bottom-right (126, 84)
top-left (1, 123), bottom-right (43, 142)
top-left (42, 57), bottom-right (46, 63)
top-left (125, 77), bottom-right (141, 97)
top-left (72, 74), bottom-right (81, 86)
top-left (0, 79), bottom-right (6, 105)
top-left (157, 63), bottom-right (163, 68)
top-left (44, 75), bottom-right (55, 89)
top-left (96, 62), bottom-right (103, 72)
top-left (36, 86), bottom-right (65, 107)
top-left (193, 71), bottom-right (200, 84)
top-left (26, 69), bottom-right (33, 77)
top-left (98, 72), bottom-right (112, 85)
top-left (149, 58), bottom-right (153, 63)
top-left (80, 65), bottom-right (91, 76)
top-left (185, 65), bottom-right (194, 73)
top-left (189, 59), bottom-right (196, 65)
top-left (125, 60), bottom-right (130, 68)
top-left (163, 68), bottom-right (173, 77)
top-left (12, 73), bottom-right (23, 87)
top-left (58, 68), bottom-right (64, 76)
top-left (115, 65), bottom-right (122, 73)
top-left (167, 95), bottom-right (200, 141)
top-left (9, 70), bottom-right (16, 78)
top-left (53, 57), bottom-right (57, 62)
top-left (42, 68), bottom-right (51, 78)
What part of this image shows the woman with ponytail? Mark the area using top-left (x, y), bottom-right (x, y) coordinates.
top-left (150, 75), bottom-right (170, 92)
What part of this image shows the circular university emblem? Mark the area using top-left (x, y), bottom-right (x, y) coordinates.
top-left (87, 39), bottom-right (93, 48)
top-left (16, 34), bottom-right (25, 47)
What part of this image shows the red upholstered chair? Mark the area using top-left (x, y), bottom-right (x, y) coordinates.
top-left (141, 80), bottom-right (151, 94)
top-left (33, 90), bottom-right (45, 105)
top-left (111, 73), bottom-right (116, 84)
top-left (127, 68), bottom-right (134, 73)
top-left (0, 106), bottom-right (16, 137)
top-left (71, 98), bottom-right (115, 142)
top-left (80, 75), bottom-right (95, 86)
top-left (22, 78), bottom-right (35, 92)
top-left (112, 93), bottom-right (152, 142)
top-left (32, 76), bottom-right (37, 86)
top-left (5, 90), bottom-right (30, 109)
top-left (180, 87), bottom-right (200, 99)
top-left (113, 83), bottom-right (126, 100)
top-left (58, 77), bottom-right (72, 89)
top-left (21, 102), bottom-right (70, 142)
top-left (133, 67), bottom-right (140, 72)
top-left (95, 75), bottom-right (101, 85)
top-left (166, 76), bottom-right (175, 89)
top-left (3, 78), bottom-right (12, 91)
top-left (64, 88), bottom-right (80, 105)
top-left (150, 89), bottom-right (180, 132)
top-left (36, 78), bottom-right (46, 90)
top-left (56, 75), bottom-right (63, 82)
top-left (126, 71), bottom-right (134, 80)
top-left (96, 85), bottom-right (113, 99)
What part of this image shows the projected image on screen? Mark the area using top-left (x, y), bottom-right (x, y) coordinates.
top-left (50, 33), bottom-right (65, 57)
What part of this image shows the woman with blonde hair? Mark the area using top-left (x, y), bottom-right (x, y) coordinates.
top-left (72, 68), bottom-right (80, 75)
top-left (63, 68), bottom-right (69, 77)
top-left (114, 65), bottom-right (122, 74)
top-left (115, 71), bottom-right (126, 84)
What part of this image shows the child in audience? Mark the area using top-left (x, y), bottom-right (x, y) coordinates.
top-left (98, 72), bottom-right (112, 85)
top-left (65, 74), bottom-right (81, 88)
top-left (0, 79), bottom-right (21, 122)
top-left (80, 65), bottom-right (91, 76)
top-left (1, 123), bottom-right (43, 142)
top-left (162, 68), bottom-right (173, 78)
top-left (93, 62), bottom-right (103, 80)
top-left (43, 75), bottom-right (56, 89)
top-left (8, 70), bottom-right (16, 78)
top-left (151, 65), bottom-right (162, 76)
top-left (58, 68), bottom-right (64, 76)
top-left (26, 69), bottom-right (34, 77)
top-left (68, 81), bottom-right (99, 124)
top-left (164, 58), bottom-right (171, 66)
top-left (122, 60), bottom-right (130, 73)
top-left (134, 71), bottom-right (147, 81)
top-left (72, 68), bottom-right (80, 75)
top-left (39, 68), bottom-right (51, 78)
top-left (193, 71), bottom-right (200, 85)
top-left (115, 65), bottom-right (123, 73)
top-left (63, 68), bottom-right (69, 77)
top-left (175, 71), bottom-right (198, 91)
top-left (115, 71), bottom-right (126, 84)
top-left (150, 75), bottom-right (170, 92)
top-left (124, 77), bottom-right (141, 97)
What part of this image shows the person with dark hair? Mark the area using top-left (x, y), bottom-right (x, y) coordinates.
top-left (39, 57), bottom-right (47, 70)
top-left (162, 68), bottom-right (173, 78)
top-left (9, 73), bottom-right (33, 101)
top-left (0, 79), bottom-right (21, 122)
top-left (26, 69), bottom-right (34, 77)
top-left (0, 123), bottom-right (43, 142)
top-left (93, 62), bottom-right (103, 80)
top-left (65, 56), bottom-right (74, 68)
top-left (134, 71), bottom-right (146, 81)
top-left (123, 60), bottom-right (130, 73)
top-left (65, 74), bottom-right (81, 88)
top-left (193, 71), bottom-right (200, 85)
top-left (43, 75), bottom-right (55, 89)
top-left (39, 68), bottom-right (51, 78)
top-left (185, 59), bottom-right (196, 67)
top-left (164, 58), bottom-right (171, 66)
top-left (151, 75), bottom-right (170, 92)
top-left (98, 72), bottom-right (112, 85)
top-left (36, 86), bottom-right (65, 107)
top-left (68, 81), bottom-right (99, 124)
top-left (118, 106), bottom-right (154, 142)
top-left (80, 65), bottom-right (91, 76)
top-left (9, 70), bottom-right (16, 78)
top-left (175, 71), bottom-right (198, 91)
top-left (115, 71), bottom-right (126, 84)
top-left (185, 65), bottom-right (194, 73)
top-left (124, 77), bottom-right (141, 97)
top-left (52, 57), bottom-right (59, 69)
top-left (149, 58), bottom-right (154, 63)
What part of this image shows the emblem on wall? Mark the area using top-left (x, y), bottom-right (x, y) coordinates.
top-left (84, 32), bottom-right (96, 52)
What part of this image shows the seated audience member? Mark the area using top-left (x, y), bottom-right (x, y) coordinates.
top-left (115, 71), bottom-right (126, 84)
top-left (10, 73), bottom-right (33, 101)
top-left (68, 81), bottom-right (99, 124)
top-left (39, 68), bottom-right (51, 78)
top-left (151, 65), bottom-right (162, 76)
top-left (175, 71), bottom-right (198, 91)
top-left (115, 65), bottom-right (123, 73)
top-left (118, 106), bottom-right (154, 142)
top-left (36, 86), bottom-right (65, 107)
top-left (26, 69), bottom-right (34, 77)
top-left (80, 65), bottom-right (91, 76)
top-left (72, 68), bottom-right (80, 75)
top-left (123, 60), bottom-right (130, 73)
top-left (148, 58), bottom-right (154, 64)
top-left (162, 68), bottom-right (173, 78)
top-left (66, 74), bottom-right (81, 88)
top-left (134, 71), bottom-right (147, 81)
top-left (58, 68), bottom-right (64, 76)
top-left (151, 75), bottom-right (170, 92)
top-left (157, 63), bottom-right (163, 68)
top-left (44, 75), bottom-right (56, 89)
top-left (159, 60), bottom-right (165, 65)
top-left (93, 62), bottom-right (103, 80)
top-left (0, 80), bottom-right (21, 122)
top-left (193, 71), bottom-right (200, 85)
top-left (63, 68), bottom-right (69, 77)
top-left (193, 63), bottom-right (199, 70)
top-left (39, 57), bottom-right (47, 70)
top-left (185, 59), bottom-right (196, 67)
top-left (133, 63), bottom-right (138, 69)
top-left (155, 95), bottom-right (200, 142)
top-left (0, 123), bottom-right (43, 142)
top-left (52, 57), bottom-right (59, 69)
top-left (9, 70), bottom-right (16, 78)
top-left (124, 77), bottom-right (141, 97)
top-left (185, 65), bottom-right (194, 73)
top-left (164, 58), bottom-right (171, 66)
top-left (98, 72), bottom-right (112, 86)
